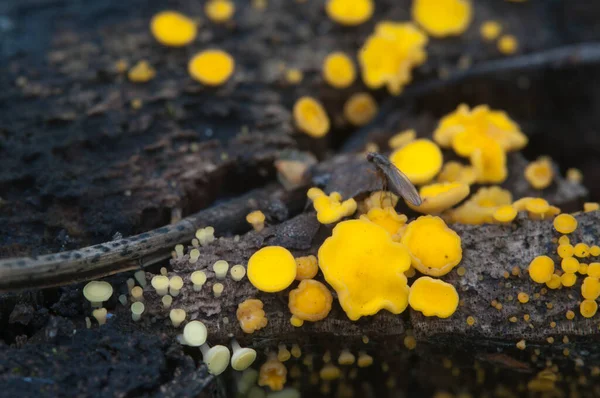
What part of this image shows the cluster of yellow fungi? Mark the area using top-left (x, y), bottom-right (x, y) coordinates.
top-left (307, 188), bottom-right (357, 224)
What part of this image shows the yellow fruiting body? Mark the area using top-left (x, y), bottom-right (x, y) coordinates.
top-left (561, 272), bottom-right (577, 287)
top-left (566, 310), bottom-right (575, 320)
top-left (409, 182), bottom-right (470, 214)
top-left (259, 355), bottom-right (287, 391)
top-left (293, 97), bottom-right (330, 138)
top-left (237, 299), bottom-right (268, 333)
top-left (554, 214), bottom-right (577, 234)
top-left (248, 246), bottom-right (296, 292)
top-left (288, 279), bottom-right (333, 322)
top-left (584, 202), bottom-right (599, 212)
top-left (323, 52), bottom-right (356, 88)
top-left (558, 235), bottom-right (570, 245)
top-left (566, 168), bottom-right (583, 183)
top-left (437, 161), bottom-right (477, 185)
top-left (388, 129), bottom-right (416, 150)
top-left (493, 205), bottom-right (517, 223)
top-left (412, 0), bottom-right (472, 38)
top-left (592, 246), bottom-right (600, 256)
top-left (447, 186), bottom-right (512, 225)
top-left (557, 244), bottom-right (574, 259)
top-left (390, 139), bottom-right (443, 185)
top-left (528, 256), bottom-right (554, 284)
top-left (359, 22), bottom-right (428, 95)
top-left (525, 198), bottom-right (550, 218)
top-left (581, 277), bottom-right (600, 300)
top-left (588, 263), bottom-right (600, 278)
top-left (579, 263), bottom-right (589, 275)
top-left (580, 299), bottom-right (598, 318)
top-left (469, 136), bottom-right (507, 183)
top-left (361, 191), bottom-right (399, 212)
top-left (480, 21), bottom-right (501, 41)
top-left (188, 50), bottom-right (235, 86)
top-left (561, 257), bottom-right (579, 274)
top-left (525, 157), bottom-right (554, 189)
top-left (320, 364), bottom-right (342, 381)
top-left (326, 0), bottom-right (374, 26)
top-left (574, 243), bottom-right (590, 258)
top-left (318, 219), bottom-right (411, 320)
top-left (295, 255), bottom-right (319, 281)
top-left (546, 274), bottom-right (561, 289)
top-left (205, 0), bottom-right (235, 23)
top-left (246, 210), bottom-right (266, 231)
top-left (128, 60), bottom-right (156, 83)
top-left (408, 276), bottom-right (459, 318)
top-left (150, 11), bottom-right (197, 47)
top-left (498, 35), bottom-right (518, 55)
top-left (401, 216), bottom-right (462, 277)
top-left (308, 188), bottom-right (357, 224)
top-left (517, 292), bottom-right (529, 304)
top-left (361, 207), bottom-right (407, 236)
top-left (344, 93), bottom-right (378, 126)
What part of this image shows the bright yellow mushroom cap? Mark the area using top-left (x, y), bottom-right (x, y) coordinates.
top-left (554, 214), bottom-right (578, 234)
top-left (408, 276), bottom-right (459, 318)
top-left (258, 355), bottom-right (287, 391)
top-left (293, 97), bottom-right (330, 138)
top-left (561, 257), bottom-right (579, 274)
top-left (247, 246), bottom-right (296, 292)
top-left (150, 11), bottom-right (197, 47)
top-left (188, 50), bottom-right (235, 86)
top-left (469, 137), bottom-right (507, 184)
top-left (561, 272), bottom-right (577, 287)
top-left (310, 190), bottom-right (357, 225)
top-left (528, 255), bottom-right (554, 284)
top-left (546, 273), bottom-right (561, 289)
top-left (390, 139), bottom-right (443, 185)
top-left (498, 34), bottom-right (519, 55)
top-left (326, 0), bottom-right (374, 26)
top-left (323, 52), bottom-right (356, 89)
top-left (128, 60), bottom-right (156, 83)
top-left (582, 277), bottom-right (600, 300)
top-left (525, 157), bottom-right (554, 189)
top-left (318, 219), bottom-right (411, 320)
top-left (401, 216), bottom-right (462, 277)
top-left (288, 279), bottom-right (333, 322)
top-left (580, 299), bottom-right (598, 318)
top-left (492, 205), bottom-right (517, 223)
top-left (437, 161), bottom-right (477, 185)
top-left (295, 255), bottom-right (319, 281)
top-left (480, 20), bottom-right (502, 41)
top-left (205, 0), bottom-right (235, 23)
top-left (412, 0), bottom-right (472, 38)
top-left (408, 182), bottom-right (470, 214)
top-left (236, 298), bottom-right (268, 333)
top-left (361, 207), bottom-right (407, 237)
top-left (343, 93), bottom-right (378, 127)
top-left (446, 186), bottom-right (512, 225)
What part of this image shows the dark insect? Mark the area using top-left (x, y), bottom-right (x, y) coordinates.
top-left (366, 152), bottom-right (423, 207)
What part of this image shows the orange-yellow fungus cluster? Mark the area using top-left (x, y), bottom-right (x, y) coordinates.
top-left (437, 161), bottom-right (477, 185)
top-left (288, 279), bottom-right (333, 326)
top-left (237, 299), bottom-right (268, 333)
top-left (295, 255), bottom-right (319, 281)
top-left (412, 0), bottom-right (472, 38)
top-left (409, 182), bottom-right (470, 214)
top-left (326, 0), bottom-right (374, 26)
top-left (259, 355), bottom-right (287, 391)
top-left (188, 50), bottom-right (235, 86)
top-left (525, 157), bottom-right (554, 189)
top-left (446, 186), bottom-right (512, 225)
top-left (293, 97), bottom-right (330, 138)
top-left (390, 139), bottom-right (443, 185)
top-left (361, 207), bottom-right (407, 238)
top-left (307, 187), bottom-right (357, 224)
top-left (359, 22), bottom-right (428, 95)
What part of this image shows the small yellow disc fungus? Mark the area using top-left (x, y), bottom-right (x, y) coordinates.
top-left (545, 274), bottom-right (561, 289)
top-left (557, 244), bottom-right (574, 259)
top-left (320, 364), bottom-right (342, 381)
top-left (528, 256), bottom-right (554, 284)
top-left (437, 161), bottom-right (476, 185)
top-left (290, 344), bottom-right (301, 358)
top-left (92, 308), bottom-right (108, 326)
top-left (480, 20), bottom-right (501, 41)
top-left (130, 286), bottom-right (143, 302)
top-left (205, 0), bottom-right (235, 23)
top-left (588, 263), bottom-right (600, 278)
top-left (277, 344), bottom-right (291, 362)
top-left (388, 129), bottom-right (416, 150)
top-left (188, 50), bottom-right (235, 86)
top-left (343, 93), bottom-right (378, 126)
top-left (183, 320), bottom-right (208, 346)
top-left (259, 355), bottom-right (287, 391)
top-left (558, 235), bottom-right (570, 245)
top-left (83, 281), bottom-right (114, 307)
top-left (525, 198), bottom-right (550, 217)
top-left (401, 216), bottom-right (462, 277)
top-left (237, 298), bottom-right (268, 333)
top-left (248, 246), bottom-right (296, 292)
top-left (561, 257), bottom-right (579, 274)
top-left (469, 137), bottom-right (507, 184)
top-left (230, 264), bottom-right (247, 281)
top-left (390, 139), bottom-right (443, 185)
top-left (516, 340), bottom-right (526, 350)
top-left (566, 310), bottom-right (575, 320)
top-left (493, 205), bottom-right (517, 223)
top-left (498, 35), bottom-right (518, 55)
top-left (231, 340), bottom-right (257, 371)
top-left (408, 277), bottom-right (459, 318)
top-left (150, 11), bottom-right (197, 47)
top-left (285, 68), bottom-right (303, 84)
top-left (289, 315), bottom-right (304, 327)
top-left (409, 182), bottom-right (470, 214)
top-left (566, 168), bottom-right (583, 183)
top-left (322, 52), bottom-right (356, 89)
top-left (362, 191), bottom-right (399, 212)
top-left (131, 302), bottom-right (145, 322)
top-left (560, 272), bottom-right (577, 287)
top-left (170, 308), bottom-right (187, 327)
top-left (151, 275), bottom-right (170, 296)
top-left (525, 157), bottom-right (554, 189)
top-left (584, 202), bottom-right (599, 212)
top-left (580, 300), bottom-right (598, 318)
top-left (213, 282), bottom-right (224, 298)
top-left (554, 213), bottom-right (577, 234)
top-left (575, 243), bottom-right (590, 258)
top-left (128, 60), bottom-right (156, 83)
top-left (200, 344), bottom-right (231, 375)
top-left (362, 207), bottom-right (407, 236)
top-left (517, 292), bottom-right (529, 304)
top-left (246, 210), bottom-right (266, 232)
top-left (325, 0), bottom-right (373, 26)
top-left (288, 279), bottom-right (333, 322)
top-left (295, 255), bottom-right (319, 281)
top-left (466, 316), bottom-right (476, 326)
top-left (213, 260), bottom-right (230, 279)
top-left (592, 245), bottom-right (600, 256)
top-left (579, 263), bottom-right (589, 275)
top-left (357, 352), bottom-right (373, 368)
top-left (191, 270), bottom-right (207, 291)
top-left (310, 189), bottom-right (357, 224)
top-left (318, 219), bottom-right (412, 320)
top-left (338, 349), bottom-right (355, 365)
top-left (169, 275), bottom-right (184, 296)
top-left (582, 277), bottom-right (600, 300)
top-left (412, 0), bottom-right (472, 38)
top-left (293, 97), bottom-right (330, 138)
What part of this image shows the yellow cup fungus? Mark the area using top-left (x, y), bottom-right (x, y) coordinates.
top-left (390, 139), bottom-right (443, 185)
top-left (584, 202), bottom-right (600, 212)
top-left (162, 295), bottom-right (173, 309)
top-left (205, 0), bottom-right (235, 23)
top-left (131, 302), bottom-right (145, 322)
top-left (492, 205), bottom-right (518, 223)
top-left (196, 226), bottom-right (216, 246)
top-left (574, 243), bottom-right (590, 258)
top-left (295, 255), bottom-right (319, 281)
top-left (388, 129), bottom-right (416, 150)
top-left (191, 270), bottom-right (207, 291)
top-left (401, 216), bottom-right (462, 277)
top-left (408, 182), bottom-right (470, 214)
top-left (480, 21), bottom-right (502, 41)
top-left (357, 352), bottom-right (373, 368)
top-left (343, 93), bottom-right (378, 127)
top-left (246, 210), bottom-right (266, 232)
top-left (412, 0), bottom-right (472, 38)
top-left (320, 364), bottom-right (342, 381)
top-left (588, 263), bottom-right (600, 278)
top-left (469, 137), bottom-right (507, 184)
top-left (288, 279), bottom-right (333, 322)
top-left (446, 186), bottom-right (512, 225)
top-left (318, 219), bottom-right (412, 320)
top-left (285, 68), bottom-right (303, 84)
top-left (437, 161), bottom-right (476, 185)
top-left (150, 11), bottom-right (197, 47)
top-left (498, 35), bottom-right (519, 55)
top-left (290, 344), bottom-right (301, 359)
top-left (92, 308), bottom-right (108, 326)
top-left (580, 299), bottom-right (598, 318)
top-left (134, 270), bottom-right (147, 287)
top-left (525, 157), bottom-right (554, 189)
top-left (169, 275), bottom-right (184, 296)
top-left (189, 249), bottom-right (200, 264)
top-left (151, 275), bottom-right (170, 296)
top-left (592, 245), bottom-right (600, 256)
top-left (338, 349), bottom-right (355, 365)
top-left (231, 340), bottom-right (257, 371)
top-left (213, 282), bottom-right (224, 298)
top-left (561, 257), bottom-right (579, 274)
top-left (248, 246), bottom-right (296, 292)
top-left (361, 207), bottom-right (407, 237)
top-left (359, 22), bottom-right (428, 95)
top-left (579, 263), bottom-right (589, 275)
top-left (83, 281), bottom-right (114, 307)
top-left (325, 0), bottom-right (373, 26)
top-left (561, 272), bottom-right (577, 287)
top-left (322, 52), bottom-right (356, 89)
top-left (201, 344), bottom-right (231, 375)
top-left (517, 292), bottom-right (529, 304)
top-left (308, 188), bottom-right (357, 224)
top-left (188, 50), bottom-right (235, 86)
top-left (361, 191), bottom-right (398, 212)
top-left (293, 97), bottom-right (330, 138)
top-left (237, 298), bottom-right (268, 333)
top-left (566, 168), bottom-right (583, 183)
top-left (277, 344), bottom-right (291, 362)
top-left (170, 308), bottom-right (187, 327)
top-left (213, 260), bottom-right (230, 279)
top-left (558, 235), bottom-right (570, 245)
top-left (128, 60), bottom-right (156, 83)
top-left (554, 214), bottom-right (577, 234)
top-left (528, 256), bottom-right (554, 284)
top-left (183, 320), bottom-right (208, 346)
top-left (131, 286), bottom-right (144, 302)
top-left (259, 355), bottom-right (287, 391)
top-left (408, 277), bottom-right (459, 318)
top-left (230, 264), bottom-right (247, 281)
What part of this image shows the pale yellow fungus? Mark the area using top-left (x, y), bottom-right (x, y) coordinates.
top-left (561, 257), bottom-right (579, 274)
top-left (191, 270), bottom-right (207, 291)
top-left (517, 292), bottom-right (529, 304)
top-left (183, 320), bottom-right (208, 346)
top-left (247, 210), bottom-right (266, 232)
top-left (528, 256), bottom-right (554, 283)
top-left (231, 340), bottom-right (257, 371)
top-left (493, 205), bottom-right (517, 223)
top-left (131, 302), bottom-right (145, 322)
top-left (388, 129), bottom-right (416, 149)
top-left (295, 255), bottom-right (318, 281)
top-left (584, 202), bottom-right (599, 212)
top-left (83, 281), bottom-right (114, 307)
top-left (259, 355), bottom-right (287, 391)
top-left (308, 188), bottom-right (357, 224)
top-left (213, 283), bottom-right (224, 298)
top-left (169, 276), bottom-right (184, 296)
top-left (128, 60), bottom-right (156, 83)
top-left (288, 279), bottom-right (333, 322)
top-left (480, 21), bottom-right (501, 41)
top-left (545, 274), bottom-right (562, 289)
top-left (134, 270), bottom-right (147, 287)
top-left (390, 139), bottom-right (443, 185)
top-left (498, 35), bottom-right (518, 54)
top-left (285, 68), bottom-right (303, 84)
top-left (291, 344), bottom-right (301, 358)
top-left (516, 340), bottom-right (526, 350)
top-left (205, 0), bottom-right (235, 23)
top-left (325, 0), bottom-right (373, 26)
top-left (189, 249), bottom-right (200, 264)
top-left (401, 216), bottom-right (462, 277)
top-left (293, 97), bottom-right (330, 138)
top-left (357, 352), bottom-right (373, 368)
top-left (118, 294), bottom-right (128, 306)
top-left (162, 295), bottom-right (173, 309)
top-left (566, 168), bottom-right (583, 183)
top-left (525, 198), bottom-right (550, 219)
top-left (566, 310), bottom-right (575, 320)
top-left (151, 275), bottom-right (170, 296)
top-left (237, 299), bottom-right (268, 333)
top-left (188, 50), bottom-right (235, 86)
top-left (150, 11), bottom-right (197, 47)
top-left (126, 278), bottom-right (135, 293)
top-left (561, 272), bottom-right (576, 287)
top-left (213, 260), bottom-right (230, 279)
top-left (409, 182), bottom-right (470, 214)
top-left (343, 93), bottom-right (377, 126)
top-left (557, 244), bottom-right (574, 259)
top-left (200, 344), bottom-right (231, 375)
top-left (170, 309), bottom-right (186, 327)
top-left (408, 277), bottom-right (459, 318)
top-left (580, 300), bottom-right (598, 318)
top-left (175, 244), bottom-right (185, 258)
top-left (248, 246), bottom-right (296, 292)
top-left (230, 264), bottom-right (247, 281)
top-left (404, 335), bottom-right (417, 350)
top-left (466, 316), bottom-right (476, 326)
top-left (196, 226), bottom-right (215, 246)
top-left (592, 246), bottom-right (600, 256)
top-left (160, 267), bottom-right (168, 276)
top-left (525, 157), bottom-right (554, 189)
top-left (92, 308), bottom-right (108, 326)
top-left (554, 213), bottom-right (577, 234)
top-left (338, 349), bottom-right (355, 365)
top-left (320, 364), bottom-right (341, 381)
top-left (277, 345), bottom-right (291, 362)
top-left (131, 286), bottom-right (144, 302)
top-left (322, 52), bottom-right (355, 89)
